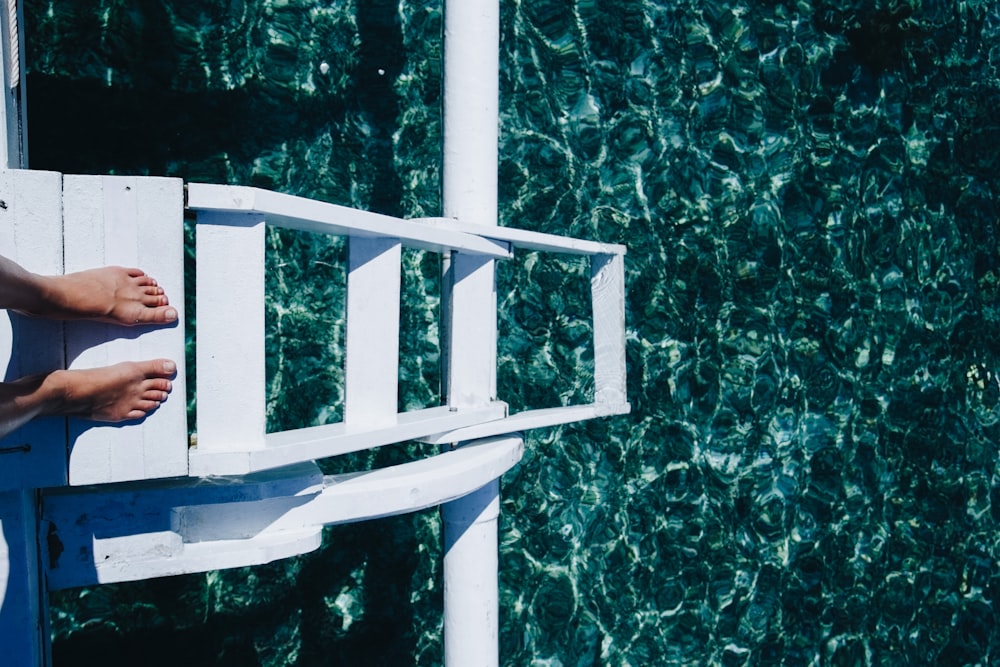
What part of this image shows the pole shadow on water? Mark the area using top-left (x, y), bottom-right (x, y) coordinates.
top-left (52, 513), bottom-right (429, 667)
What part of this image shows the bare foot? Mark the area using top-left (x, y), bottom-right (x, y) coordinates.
top-left (43, 359), bottom-right (176, 422)
top-left (22, 266), bottom-right (178, 326)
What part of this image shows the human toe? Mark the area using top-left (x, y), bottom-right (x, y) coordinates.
top-left (126, 267), bottom-right (156, 284)
top-left (142, 388), bottom-right (169, 402)
top-left (134, 306), bottom-right (178, 325)
top-left (143, 377), bottom-right (172, 394)
top-left (139, 290), bottom-right (168, 307)
top-left (127, 400), bottom-right (161, 418)
top-left (154, 359), bottom-right (177, 376)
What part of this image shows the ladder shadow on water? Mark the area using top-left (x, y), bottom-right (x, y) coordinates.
top-left (52, 513), bottom-right (427, 666)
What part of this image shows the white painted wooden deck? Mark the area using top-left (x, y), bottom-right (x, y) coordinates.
top-left (0, 170), bottom-right (187, 488)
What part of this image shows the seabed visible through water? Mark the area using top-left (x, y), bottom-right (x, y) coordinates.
top-left (25, 0), bottom-right (1000, 664)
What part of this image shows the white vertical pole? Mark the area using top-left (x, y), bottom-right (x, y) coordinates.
top-left (440, 1), bottom-right (501, 665)
top-left (442, 481), bottom-right (500, 663)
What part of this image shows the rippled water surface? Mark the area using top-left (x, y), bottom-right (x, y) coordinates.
top-left (27, 0), bottom-right (1000, 664)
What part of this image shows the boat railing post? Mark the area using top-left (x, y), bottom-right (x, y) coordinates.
top-left (442, 480), bottom-right (501, 664)
top-left (440, 0), bottom-right (502, 664)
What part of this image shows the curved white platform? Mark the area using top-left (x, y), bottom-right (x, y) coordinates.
top-left (43, 435), bottom-right (524, 589)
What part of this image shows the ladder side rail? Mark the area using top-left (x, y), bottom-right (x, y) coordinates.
top-left (418, 403), bottom-right (625, 445)
top-left (194, 403), bottom-right (506, 474)
top-left (415, 216), bottom-right (626, 256)
top-left (186, 183), bottom-right (510, 259)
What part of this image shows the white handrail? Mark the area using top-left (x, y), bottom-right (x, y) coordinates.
top-left (187, 183), bottom-right (511, 257)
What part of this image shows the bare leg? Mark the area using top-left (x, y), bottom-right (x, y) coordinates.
top-left (0, 360), bottom-right (175, 439)
top-left (0, 255), bottom-right (177, 326)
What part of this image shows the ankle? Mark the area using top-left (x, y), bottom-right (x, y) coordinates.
top-left (35, 369), bottom-right (71, 417)
top-left (7, 271), bottom-right (50, 316)
top-left (31, 274), bottom-right (75, 318)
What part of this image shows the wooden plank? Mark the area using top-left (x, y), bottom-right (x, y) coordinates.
top-left (345, 236), bottom-right (401, 428)
top-left (185, 183), bottom-right (511, 258)
top-left (133, 177), bottom-right (188, 479)
top-left (63, 175), bottom-right (187, 485)
top-left (85, 529), bottom-right (321, 586)
top-left (0, 168), bottom-right (66, 490)
top-left (591, 252), bottom-right (627, 406)
top-left (61, 175), bottom-right (111, 483)
top-left (195, 211), bottom-right (267, 453)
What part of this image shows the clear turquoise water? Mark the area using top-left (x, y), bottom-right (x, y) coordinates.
top-left (27, 0), bottom-right (1000, 665)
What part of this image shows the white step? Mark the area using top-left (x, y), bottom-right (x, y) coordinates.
top-left (44, 435), bottom-right (523, 589)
